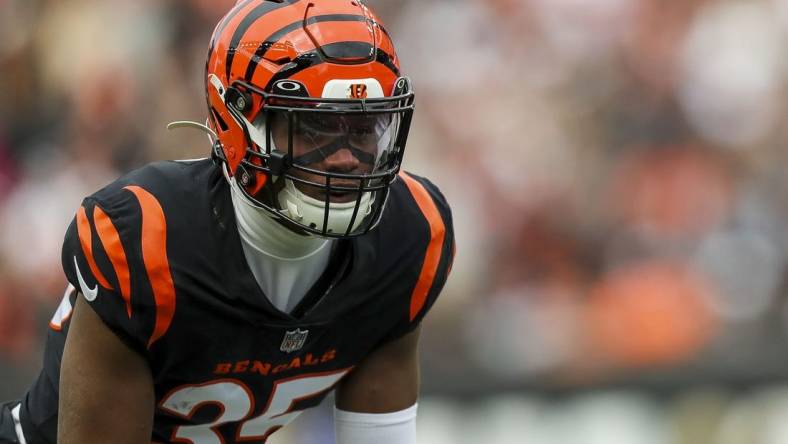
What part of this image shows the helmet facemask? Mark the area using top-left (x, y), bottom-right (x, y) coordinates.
top-left (224, 77), bottom-right (414, 238)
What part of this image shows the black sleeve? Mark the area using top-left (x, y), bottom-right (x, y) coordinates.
top-left (381, 173), bottom-right (456, 343)
top-left (61, 198), bottom-right (150, 356)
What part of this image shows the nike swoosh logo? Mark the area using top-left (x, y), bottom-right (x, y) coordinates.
top-left (11, 403), bottom-right (27, 444)
top-left (74, 256), bottom-right (98, 301)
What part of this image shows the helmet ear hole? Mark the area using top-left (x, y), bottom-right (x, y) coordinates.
top-left (226, 87), bottom-right (252, 113)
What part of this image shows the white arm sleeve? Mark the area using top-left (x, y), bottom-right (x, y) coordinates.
top-left (334, 403), bottom-right (417, 444)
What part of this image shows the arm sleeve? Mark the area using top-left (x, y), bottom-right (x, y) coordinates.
top-left (335, 404), bottom-right (418, 444)
top-left (61, 198), bottom-right (150, 355)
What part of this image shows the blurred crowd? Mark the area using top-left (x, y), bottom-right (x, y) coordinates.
top-left (1, 0), bottom-right (788, 442)
top-left (396, 0), bottom-right (788, 390)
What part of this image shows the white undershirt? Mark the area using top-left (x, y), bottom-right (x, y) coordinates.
top-left (229, 180), bottom-right (334, 313)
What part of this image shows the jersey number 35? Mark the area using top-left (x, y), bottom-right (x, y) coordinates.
top-left (159, 369), bottom-right (350, 443)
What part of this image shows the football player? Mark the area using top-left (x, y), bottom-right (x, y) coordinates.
top-left (0, 1), bottom-right (454, 443)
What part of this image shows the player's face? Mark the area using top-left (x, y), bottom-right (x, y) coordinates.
top-left (268, 112), bottom-right (394, 203)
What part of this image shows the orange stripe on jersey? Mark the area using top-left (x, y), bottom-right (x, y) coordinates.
top-left (124, 186), bottom-right (176, 348)
top-left (93, 206), bottom-right (132, 318)
top-left (76, 206), bottom-right (113, 290)
top-left (399, 172), bottom-right (446, 321)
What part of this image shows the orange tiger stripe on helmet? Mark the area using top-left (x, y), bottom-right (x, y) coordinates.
top-left (221, 0), bottom-right (385, 62)
top-left (222, 0), bottom-right (305, 82)
top-left (124, 186), bottom-right (176, 348)
top-left (227, 7), bottom-right (308, 82)
top-left (245, 15), bottom-right (399, 86)
top-left (399, 172), bottom-right (447, 322)
top-left (208, 0), bottom-right (258, 60)
top-left (303, 20), bottom-right (396, 56)
top-left (212, 0), bottom-right (400, 106)
top-left (93, 205), bottom-right (132, 318)
top-left (76, 206), bottom-right (113, 290)
top-left (289, 21), bottom-right (382, 52)
top-left (243, 14), bottom-right (393, 84)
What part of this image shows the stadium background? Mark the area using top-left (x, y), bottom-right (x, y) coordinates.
top-left (1, 0), bottom-right (788, 442)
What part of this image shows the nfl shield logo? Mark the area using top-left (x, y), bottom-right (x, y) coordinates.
top-left (280, 328), bottom-right (309, 353)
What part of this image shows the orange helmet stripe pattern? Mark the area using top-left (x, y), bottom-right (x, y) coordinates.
top-left (224, 0), bottom-right (302, 81)
top-left (124, 186), bottom-right (177, 348)
top-left (303, 21), bottom-right (390, 53)
top-left (208, 0), bottom-right (257, 60)
top-left (242, 14), bottom-right (390, 83)
top-left (93, 205), bottom-right (133, 318)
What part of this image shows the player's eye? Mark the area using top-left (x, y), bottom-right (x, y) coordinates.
top-left (350, 115), bottom-right (391, 136)
top-left (297, 114), bottom-right (345, 135)
top-left (350, 126), bottom-right (377, 137)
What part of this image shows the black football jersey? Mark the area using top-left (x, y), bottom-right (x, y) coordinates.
top-left (16, 159), bottom-right (454, 444)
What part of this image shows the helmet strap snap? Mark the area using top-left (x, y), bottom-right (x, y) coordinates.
top-left (226, 87), bottom-right (252, 113)
top-left (235, 164), bottom-right (256, 188)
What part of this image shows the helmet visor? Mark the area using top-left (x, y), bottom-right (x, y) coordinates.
top-left (268, 110), bottom-right (397, 174)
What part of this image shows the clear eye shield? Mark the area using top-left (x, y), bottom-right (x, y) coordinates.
top-left (271, 111), bottom-right (394, 169)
